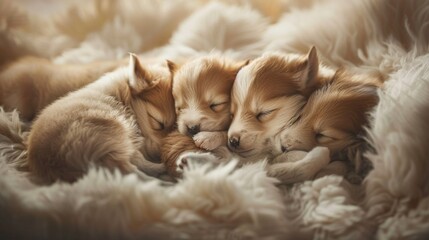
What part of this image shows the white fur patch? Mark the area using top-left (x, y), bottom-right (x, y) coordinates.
top-left (233, 65), bottom-right (254, 105)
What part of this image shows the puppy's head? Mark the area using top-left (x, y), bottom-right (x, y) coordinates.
top-left (127, 54), bottom-right (176, 159)
top-left (169, 56), bottom-right (248, 136)
top-left (228, 47), bottom-right (329, 159)
top-left (276, 73), bottom-right (379, 157)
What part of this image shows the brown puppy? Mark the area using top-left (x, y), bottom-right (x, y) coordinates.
top-left (27, 54), bottom-right (175, 183)
top-left (268, 71), bottom-right (381, 184)
top-left (0, 57), bottom-right (126, 121)
top-left (228, 47), bottom-right (334, 162)
top-left (161, 55), bottom-right (247, 178)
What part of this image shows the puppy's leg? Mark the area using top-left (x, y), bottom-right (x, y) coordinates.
top-left (193, 131), bottom-right (228, 150)
top-left (267, 147), bottom-right (330, 184)
top-left (314, 161), bottom-right (348, 179)
top-left (271, 150), bottom-right (308, 164)
top-left (130, 151), bottom-right (166, 177)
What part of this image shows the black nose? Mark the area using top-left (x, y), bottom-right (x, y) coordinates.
top-left (281, 145), bottom-right (287, 153)
top-left (187, 125), bottom-right (200, 136)
top-left (229, 137), bottom-right (240, 148)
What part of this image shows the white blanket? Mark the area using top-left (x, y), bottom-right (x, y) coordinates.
top-left (1, 0), bottom-right (428, 239)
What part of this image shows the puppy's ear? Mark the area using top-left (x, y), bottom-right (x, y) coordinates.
top-left (128, 53), bottom-right (158, 94)
top-left (230, 59), bottom-right (250, 79)
top-left (236, 59), bottom-right (250, 71)
top-left (298, 46), bottom-right (319, 90)
top-left (353, 83), bottom-right (379, 111)
top-left (166, 60), bottom-right (177, 75)
top-left (239, 59), bottom-right (251, 68)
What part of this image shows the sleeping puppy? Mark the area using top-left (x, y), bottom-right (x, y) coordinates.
top-left (161, 55), bottom-right (248, 178)
top-left (269, 70), bottom-right (381, 184)
top-left (26, 54), bottom-right (176, 184)
top-left (0, 57), bottom-right (126, 121)
top-left (163, 47), bottom-right (333, 179)
top-left (227, 47), bottom-right (334, 162)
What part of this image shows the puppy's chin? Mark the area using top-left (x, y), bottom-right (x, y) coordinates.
top-left (229, 136), bottom-right (275, 160)
top-left (235, 147), bottom-right (273, 163)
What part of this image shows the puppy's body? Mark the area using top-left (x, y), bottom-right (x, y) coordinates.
top-left (27, 55), bottom-right (175, 183)
top-left (161, 56), bottom-right (246, 177)
top-left (0, 57), bottom-right (126, 121)
top-left (269, 70), bottom-right (381, 184)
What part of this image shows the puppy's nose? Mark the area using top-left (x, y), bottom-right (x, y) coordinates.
top-left (187, 125), bottom-right (200, 136)
top-left (228, 136), bottom-right (240, 149)
top-left (281, 145), bottom-right (288, 153)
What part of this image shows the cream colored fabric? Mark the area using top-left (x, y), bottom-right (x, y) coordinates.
top-left (0, 0), bottom-right (428, 239)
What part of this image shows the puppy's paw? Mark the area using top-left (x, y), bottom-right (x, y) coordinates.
top-left (175, 152), bottom-right (219, 174)
top-left (305, 146), bottom-right (330, 165)
top-left (175, 156), bottom-right (188, 174)
top-left (193, 132), bottom-right (223, 150)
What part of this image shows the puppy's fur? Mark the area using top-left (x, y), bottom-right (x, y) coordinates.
top-left (0, 57), bottom-right (125, 121)
top-left (161, 56), bottom-right (247, 178)
top-left (26, 55), bottom-right (175, 183)
top-left (228, 47), bottom-right (334, 162)
top-left (269, 70), bottom-right (381, 184)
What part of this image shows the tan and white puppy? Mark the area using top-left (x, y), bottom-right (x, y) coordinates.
top-left (227, 47), bottom-right (334, 162)
top-left (26, 54), bottom-right (176, 184)
top-left (0, 57), bottom-right (126, 121)
top-left (161, 55), bottom-right (247, 178)
top-left (269, 71), bottom-right (381, 184)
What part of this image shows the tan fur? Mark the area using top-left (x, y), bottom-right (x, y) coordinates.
top-left (160, 131), bottom-right (201, 178)
top-left (278, 71), bottom-right (380, 155)
top-left (161, 130), bottom-right (231, 179)
top-left (172, 56), bottom-right (247, 135)
top-left (228, 47), bottom-right (333, 162)
top-left (161, 56), bottom-right (247, 177)
top-left (0, 57), bottom-right (126, 121)
top-left (270, 70), bottom-right (382, 183)
top-left (26, 55), bottom-right (175, 184)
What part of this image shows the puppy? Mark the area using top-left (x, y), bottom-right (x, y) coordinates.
top-left (26, 54), bottom-right (176, 184)
top-left (161, 55), bottom-right (247, 178)
top-left (227, 47), bottom-right (335, 162)
top-left (0, 57), bottom-right (126, 121)
top-left (268, 70), bottom-right (381, 184)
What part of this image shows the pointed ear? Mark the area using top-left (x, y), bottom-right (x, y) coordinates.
top-left (236, 59), bottom-right (250, 71)
top-left (230, 59), bottom-right (250, 79)
top-left (128, 53), bottom-right (156, 94)
top-left (298, 46), bottom-right (319, 90)
top-left (166, 60), bottom-right (177, 75)
top-left (240, 59), bottom-right (251, 68)
top-left (165, 59), bottom-right (176, 87)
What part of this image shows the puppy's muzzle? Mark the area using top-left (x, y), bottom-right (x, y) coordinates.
top-left (187, 124), bottom-right (200, 136)
top-left (228, 136), bottom-right (240, 149)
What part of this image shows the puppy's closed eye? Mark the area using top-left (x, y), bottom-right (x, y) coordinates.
top-left (256, 109), bottom-right (277, 122)
top-left (149, 115), bottom-right (165, 130)
top-left (210, 102), bottom-right (228, 112)
top-left (315, 128), bottom-right (350, 144)
top-left (315, 133), bottom-right (336, 144)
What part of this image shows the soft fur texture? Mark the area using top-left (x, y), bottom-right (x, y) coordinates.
top-left (1, 0), bottom-right (429, 239)
top-left (26, 55), bottom-right (175, 184)
top-left (161, 55), bottom-right (245, 177)
top-left (228, 48), bottom-right (334, 163)
top-left (270, 70), bottom-right (382, 184)
top-left (0, 57), bottom-right (125, 120)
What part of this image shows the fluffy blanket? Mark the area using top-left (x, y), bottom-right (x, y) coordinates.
top-left (1, 0), bottom-right (429, 239)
